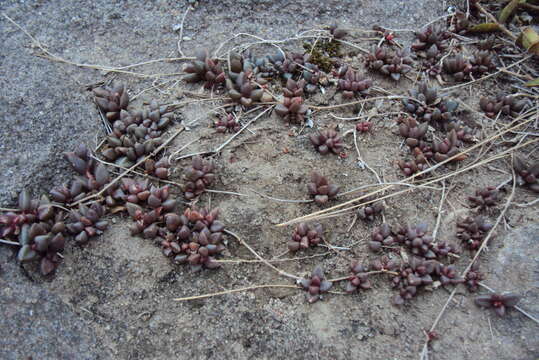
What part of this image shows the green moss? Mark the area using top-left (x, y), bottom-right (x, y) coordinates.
top-left (303, 39), bottom-right (341, 73)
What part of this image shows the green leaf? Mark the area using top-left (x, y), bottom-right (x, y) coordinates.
top-left (499, 0), bottom-right (523, 23)
top-left (469, 23), bottom-right (500, 33)
top-left (519, 26), bottom-right (539, 55)
top-left (524, 77), bottom-right (539, 87)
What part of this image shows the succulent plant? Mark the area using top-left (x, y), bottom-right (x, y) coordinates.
top-left (449, 12), bottom-right (470, 35)
top-left (328, 25), bottom-right (347, 39)
top-left (442, 55), bottom-right (472, 82)
top-left (357, 200), bottom-right (384, 222)
top-left (398, 158), bottom-right (428, 176)
top-left (479, 95), bottom-right (527, 118)
top-left (301, 63), bottom-right (322, 93)
top-left (144, 158), bottom-right (171, 179)
top-left (309, 129), bottom-right (344, 155)
top-left (67, 203), bottom-right (108, 244)
top-left (337, 66), bottom-right (372, 99)
top-left (102, 101), bottom-right (174, 167)
top-left (433, 129), bottom-right (466, 163)
top-left (161, 208), bottom-right (226, 270)
top-left (434, 263), bottom-right (463, 286)
top-left (274, 79), bottom-right (309, 124)
top-left (126, 203), bottom-right (162, 239)
top-left (456, 216), bottom-right (493, 251)
top-left (402, 83), bottom-right (459, 126)
top-left (64, 144), bottom-right (110, 188)
top-left (468, 186), bottom-right (499, 209)
top-left (411, 25), bottom-right (448, 53)
top-left (432, 241), bottom-right (459, 258)
top-left (513, 156), bottom-right (539, 193)
top-left (356, 121), bottom-right (372, 133)
top-left (17, 212), bottom-right (67, 276)
top-left (398, 117), bottom-right (429, 148)
top-left (307, 172), bottom-right (340, 205)
top-left (366, 47), bottom-right (413, 81)
top-left (181, 156), bottom-right (215, 200)
top-left (288, 222), bottom-right (324, 252)
top-left (475, 293), bottom-right (520, 317)
top-left (345, 262), bottom-right (372, 293)
top-left (370, 255), bottom-right (399, 272)
top-left (394, 223), bottom-right (437, 259)
top-left (225, 71), bottom-right (272, 107)
top-left (298, 266), bottom-right (333, 303)
top-left (240, 51), bottom-right (282, 80)
top-left (391, 257), bottom-right (437, 305)
top-left (465, 262), bottom-right (484, 292)
top-left (477, 37), bottom-right (495, 51)
top-left (93, 82), bottom-right (129, 121)
top-left (369, 223), bottom-right (395, 252)
top-left (445, 120), bottom-right (476, 143)
top-left (470, 51), bottom-right (496, 75)
top-left (214, 113), bottom-right (241, 133)
top-left (1, 190), bottom-right (40, 238)
top-left (183, 49), bottom-right (226, 89)
top-left (273, 52), bottom-right (311, 80)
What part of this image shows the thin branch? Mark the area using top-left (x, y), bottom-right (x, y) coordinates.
top-left (250, 189), bottom-right (313, 203)
top-left (173, 284), bottom-right (300, 301)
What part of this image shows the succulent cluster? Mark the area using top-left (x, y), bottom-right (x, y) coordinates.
top-left (144, 158), bottom-right (171, 179)
top-left (402, 83), bottom-right (459, 126)
top-left (93, 82), bottom-right (129, 121)
top-left (275, 79), bottom-right (309, 124)
top-left (448, 12), bottom-right (470, 35)
top-left (442, 55), bottom-right (472, 82)
top-left (214, 113), bottom-right (241, 133)
top-left (398, 117), bottom-right (428, 148)
top-left (470, 51), bottom-right (496, 75)
top-left (366, 47), bottom-right (413, 81)
top-left (226, 71), bottom-right (272, 107)
top-left (181, 156), bottom-right (216, 200)
top-left (465, 262), bottom-right (484, 292)
top-left (301, 63), bottom-right (322, 93)
top-left (356, 121), bottom-right (372, 133)
top-left (411, 25), bottom-right (448, 56)
top-left (288, 222), bottom-right (324, 252)
top-left (394, 223), bottom-right (436, 259)
top-left (456, 216), bottom-right (493, 251)
top-left (67, 203), bottom-right (108, 244)
top-left (433, 129), bottom-right (466, 163)
top-left (446, 121), bottom-right (476, 144)
top-left (309, 129), bottom-right (344, 155)
top-left (161, 208), bottom-right (226, 270)
top-left (398, 158), bottom-right (428, 177)
top-left (391, 258), bottom-right (437, 305)
top-left (184, 49), bottom-right (226, 89)
top-left (307, 172), bottom-right (340, 205)
top-left (336, 65), bottom-right (372, 99)
top-left (298, 266), bottom-right (333, 303)
top-left (357, 200), bottom-right (384, 221)
top-left (435, 263), bottom-right (463, 286)
top-left (345, 262), bottom-right (372, 293)
top-left (369, 223), bottom-right (395, 251)
top-left (273, 52), bottom-right (311, 80)
top-left (513, 156), bottom-right (539, 193)
top-left (102, 101), bottom-right (174, 167)
top-left (479, 95), bottom-right (527, 118)
top-left (468, 186), bottom-right (499, 209)
top-left (475, 293), bottom-right (520, 317)
top-left (370, 255), bottom-right (400, 272)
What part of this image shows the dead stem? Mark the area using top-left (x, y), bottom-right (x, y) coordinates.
top-left (215, 252), bottom-right (331, 264)
top-left (0, 239), bottom-right (20, 246)
top-left (173, 284), bottom-right (300, 301)
top-left (328, 270), bottom-right (398, 282)
top-left (250, 189), bottom-right (313, 203)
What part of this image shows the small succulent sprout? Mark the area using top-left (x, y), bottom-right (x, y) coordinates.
top-left (309, 129), bottom-right (344, 155)
top-left (398, 117), bottom-right (429, 148)
top-left (226, 71), bottom-right (272, 107)
top-left (358, 201), bottom-right (384, 222)
top-left (355, 121), bottom-right (372, 133)
top-left (470, 51), bottom-right (496, 75)
top-left (391, 257), bottom-right (437, 305)
top-left (397, 223), bottom-right (437, 259)
top-left (402, 82), bottom-right (459, 125)
top-left (67, 203), bottom-right (108, 244)
top-left (242, 51), bottom-right (282, 80)
top-left (0, 190), bottom-right (40, 238)
top-left (433, 129), bottom-right (466, 163)
top-left (183, 49), bottom-right (226, 89)
top-left (214, 113), bottom-right (241, 133)
top-left (370, 255), bottom-right (399, 272)
top-left (288, 222), bottom-right (324, 252)
top-left (468, 186), bottom-right (499, 209)
top-left (337, 66), bottom-right (372, 99)
top-left (144, 158), bottom-right (171, 179)
top-left (274, 52), bottom-right (310, 79)
top-left (50, 178), bottom-right (88, 204)
top-left (513, 156), bottom-right (539, 193)
top-left (449, 12), bottom-right (470, 35)
top-left (146, 186), bottom-right (177, 211)
top-left (307, 172), bottom-right (340, 205)
top-left (328, 24), bottom-right (347, 39)
top-left (477, 37), bottom-right (495, 51)
top-left (475, 293), bottom-right (520, 317)
top-left (275, 79), bottom-right (309, 124)
top-left (366, 47), bottom-right (413, 81)
top-left (346, 262), bottom-right (372, 293)
top-left (411, 25), bottom-right (448, 53)
top-left (442, 54), bottom-right (472, 82)
top-left (435, 263), bottom-right (463, 286)
top-left (465, 262), bottom-right (484, 292)
top-left (479, 95), bottom-right (527, 118)
top-left (298, 266), bottom-right (333, 303)
top-left (398, 158), bottom-right (427, 177)
top-left (182, 156), bottom-right (215, 200)
top-left (432, 241), bottom-right (459, 258)
top-left (456, 216), bottom-right (493, 251)
top-left (121, 178), bottom-right (151, 204)
top-left (126, 203), bottom-right (162, 239)
top-left (445, 121), bottom-right (476, 143)
top-left (93, 82), bottom-right (129, 121)
top-left (369, 223), bottom-right (395, 252)
top-left (302, 63), bottom-right (322, 93)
